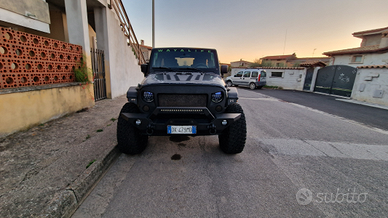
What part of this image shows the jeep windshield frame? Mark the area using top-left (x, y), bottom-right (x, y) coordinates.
top-left (149, 48), bottom-right (221, 74)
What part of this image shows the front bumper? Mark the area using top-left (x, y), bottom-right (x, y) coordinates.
top-left (121, 107), bottom-right (241, 136)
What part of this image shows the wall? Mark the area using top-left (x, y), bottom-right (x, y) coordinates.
top-left (333, 52), bottom-right (388, 67)
top-left (361, 35), bottom-right (382, 47)
top-left (0, 84), bottom-right (94, 137)
top-left (265, 68), bottom-right (306, 90)
top-left (230, 67), bottom-right (306, 90)
top-left (0, 0), bottom-right (50, 33)
top-left (105, 8), bottom-right (143, 99)
top-left (351, 68), bottom-right (388, 107)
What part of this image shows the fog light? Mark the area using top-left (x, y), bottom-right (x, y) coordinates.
top-left (221, 120), bottom-right (228, 126)
top-left (135, 119), bottom-right (142, 125)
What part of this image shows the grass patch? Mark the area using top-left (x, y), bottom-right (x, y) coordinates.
top-left (110, 118), bottom-right (117, 122)
top-left (86, 159), bottom-right (96, 169)
top-left (96, 129), bottom-right (103, 132)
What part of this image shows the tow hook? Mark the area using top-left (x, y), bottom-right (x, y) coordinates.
top-left (146, 125), bottom-right (154, 135)
top-left (208, 124), bottom-right (217, 134)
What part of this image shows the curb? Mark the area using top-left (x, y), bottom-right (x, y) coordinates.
top-left (43, 146), bottom-right (120, 218)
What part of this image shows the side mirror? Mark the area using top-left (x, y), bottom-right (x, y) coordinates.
top-left (221, 65), bottom-right (228, 75)
top-left (141, 64), bottom-right (149, 76)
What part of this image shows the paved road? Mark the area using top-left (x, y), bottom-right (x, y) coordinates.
top-left (258, 89), bottom-right (388, 131)
top-left (73, 88), bottom-right (388, 217)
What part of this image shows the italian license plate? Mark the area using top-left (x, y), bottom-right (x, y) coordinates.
top-left (167, 126), bottom-right (196, 134)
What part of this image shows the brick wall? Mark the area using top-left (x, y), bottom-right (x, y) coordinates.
top-left (0, 27), bottom-right (82, 89)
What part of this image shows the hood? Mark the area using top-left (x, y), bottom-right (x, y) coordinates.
top-left (141, 72), bottom-right (225, 88)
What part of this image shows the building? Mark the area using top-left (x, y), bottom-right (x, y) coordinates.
top-left (230, 59), bottom-right (253, 68)
top-left (323, 26), bottom-right (388, 66)
top-left (260, 53), bottom-right (330, 67)
top-left (260, 53), bottom-right (297, 67)
top-left (0, 0), bottom-right (145, 137)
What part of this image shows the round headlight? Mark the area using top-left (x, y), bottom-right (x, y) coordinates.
top-left (142, 91), bottom-right (154, 103)
top-left (211, 91), bottom-right (223, 103)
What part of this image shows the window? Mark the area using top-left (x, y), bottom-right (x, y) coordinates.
top-left (271, 72), bottom-right (283, 78)
top-left (351, 55), bottom-right (364, 63)
top-left (243, 71), bottom-right (251, 77)
top-left (260, 71), bottom-right (267, 77)
top-left (251, 71), bottom-right (259, 77)
top-left (235, 71), bottom-right (243, 77)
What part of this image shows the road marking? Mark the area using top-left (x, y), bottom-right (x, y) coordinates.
top-left (259, 138), bottom-right (388, 161)
top-left (239, 97), bottom-right (279, 101)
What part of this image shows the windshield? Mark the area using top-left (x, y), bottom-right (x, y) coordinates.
top-left (150, 48), bottom-right (219, 73)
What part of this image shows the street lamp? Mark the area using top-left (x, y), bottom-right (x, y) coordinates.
top-left (152, 0), bottom-right (155, 48)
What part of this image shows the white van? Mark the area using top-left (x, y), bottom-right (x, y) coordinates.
top-left (225, 69), bottom-right (267, 89)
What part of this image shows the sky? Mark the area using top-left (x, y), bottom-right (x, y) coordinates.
top-left (122, 0), bottom-right (388, 63)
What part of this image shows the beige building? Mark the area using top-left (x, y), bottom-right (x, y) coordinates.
top-left (230, 59), bottom-right (253, 68)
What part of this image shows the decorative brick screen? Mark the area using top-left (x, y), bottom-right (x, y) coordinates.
top-left (0, 28), bottom-right (83, 89)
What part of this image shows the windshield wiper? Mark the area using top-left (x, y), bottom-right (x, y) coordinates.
top-left (152, 67), bottom-right (177, 72)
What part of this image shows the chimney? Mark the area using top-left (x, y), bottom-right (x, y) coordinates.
top-left (379, 31), bottom-right (388, 48)
top-left (141, 40), bottom-right (144, 46)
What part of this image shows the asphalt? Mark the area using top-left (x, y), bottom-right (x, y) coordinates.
top-left (0, 89), bottom-right (387, 217)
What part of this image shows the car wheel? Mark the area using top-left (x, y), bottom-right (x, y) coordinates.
top-left (218, 103), bottom-right (247, 154)
top-left (117, 103), bottom-right (148, 154)
top-left (249, 83), bottom-right (256, 90)
top-left (226, 81), bottom-right (233, 87)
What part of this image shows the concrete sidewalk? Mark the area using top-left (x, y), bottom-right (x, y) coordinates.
top-left (0, 95), bottom-right (128, 217)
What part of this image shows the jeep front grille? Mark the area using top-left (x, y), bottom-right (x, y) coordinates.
top-left (158, 94), bottom-right (207, 107)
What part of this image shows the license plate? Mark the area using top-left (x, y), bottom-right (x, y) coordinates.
top-left (167, 126), bottom-right (196, 134)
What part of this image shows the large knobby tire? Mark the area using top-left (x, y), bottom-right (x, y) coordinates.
top-left (117, 103), bottom-right (148, 154)
top-left (218, 103), bottom-right (247, 154)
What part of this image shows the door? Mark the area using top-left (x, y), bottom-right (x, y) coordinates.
top-left (232, 71), bottom-right (243, 85)
top-left (241, 71), bottom-right (251, 86)
top-left (91, 48), bottom-right (107, 101)
top-left (314, 65), bottom-right (357, 97)
top-left (303, 68), bottom-right (314, 91)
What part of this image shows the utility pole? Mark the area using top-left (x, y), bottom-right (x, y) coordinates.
top-left (152, 0), bottom-right (155, 48)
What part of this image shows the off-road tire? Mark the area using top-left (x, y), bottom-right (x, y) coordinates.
top-left (218, 103), bottom-right (247, 154)
top-left (249, 82), bottom-right (256, 90)
top-left (226, 80), bottom-right (233, 87)
top-left (117, 103), bottom-right (148, 154)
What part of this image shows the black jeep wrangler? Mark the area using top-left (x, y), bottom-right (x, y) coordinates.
top-left (117, 48), bottom-right (246, 154)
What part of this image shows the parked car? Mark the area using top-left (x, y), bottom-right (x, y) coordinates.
top-left (117, 47), bottom-right (247, 155)
top-left (225, 69), bottom-right (267, 89)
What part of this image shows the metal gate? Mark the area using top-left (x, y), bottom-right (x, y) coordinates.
top-left (303, 68), bottom-right (314, 91)
top-left (91, 48), bottom-right (107, 101)
top-left (314, 65), bottom-right (357, 97)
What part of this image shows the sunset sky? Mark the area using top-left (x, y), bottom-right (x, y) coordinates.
top-left (123, 0), bottom-right (388, 63)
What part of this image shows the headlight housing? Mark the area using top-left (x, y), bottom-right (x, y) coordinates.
top-left (142, 91), bottom-right (154, 103)
top-left (211, 91), bottom-right (223, 103)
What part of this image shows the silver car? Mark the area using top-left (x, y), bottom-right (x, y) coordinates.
top-left (226, 69), bottom-right (267, 89)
